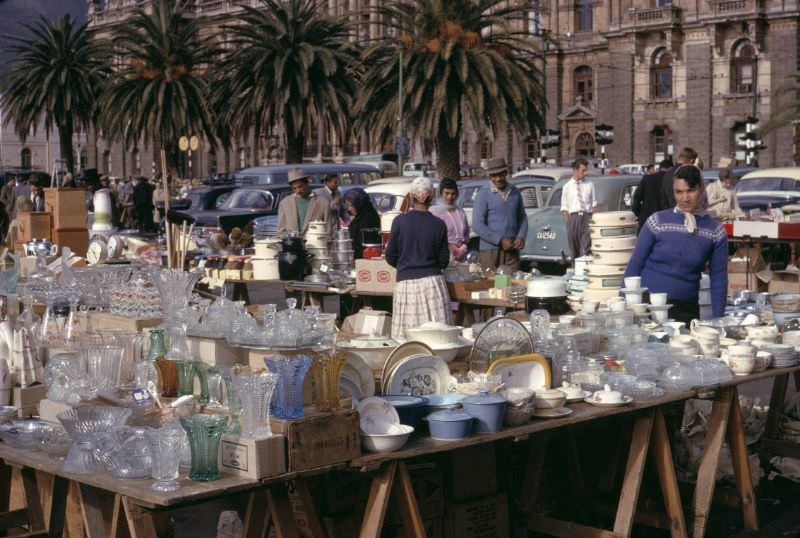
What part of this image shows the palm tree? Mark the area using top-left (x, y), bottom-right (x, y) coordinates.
top-left (212, 0), bottom-right (358, 164)
top-left (0, 15), bottom-right (109, 174)
top-left (356, 0), bottom-right (545, 179)
top-left (100, 0), bottom-right (217, 265)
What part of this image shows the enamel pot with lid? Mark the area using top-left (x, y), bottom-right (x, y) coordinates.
top-left (461, 389), bottom-right (507, 433)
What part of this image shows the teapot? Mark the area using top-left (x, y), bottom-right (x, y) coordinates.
top-left (24, 239), bottom-right (58, 257)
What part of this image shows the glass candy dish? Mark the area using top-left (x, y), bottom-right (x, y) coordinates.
top-left (0, 406), bottom-right (19, 424)
top-left (57, 406), bottom-right (132, 474)
top-left (226, 298), bottom-right (324, 349)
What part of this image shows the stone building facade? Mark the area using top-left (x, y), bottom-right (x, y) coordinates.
top-left (85, 0), bottom-right (799, 177)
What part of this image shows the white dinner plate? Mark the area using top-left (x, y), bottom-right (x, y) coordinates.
top-left (385, 355), bottom-right (452, 396)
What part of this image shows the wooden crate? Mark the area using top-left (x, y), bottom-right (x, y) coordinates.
top-left (269, 407), bottom-right (360, 472)
top-left (44, 188), bottom-right (88, 229)
top-left (52, 228), bottom-right (89, 257)
top-left (16, 212), bottom-right (51, 242)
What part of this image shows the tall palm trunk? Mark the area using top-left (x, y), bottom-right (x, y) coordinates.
top-left (58, 116), bottom-right (75, 174)
top-left (436, 130), bottom-right (461, 180)
top-left (284, 118), bottom-right (304, 164)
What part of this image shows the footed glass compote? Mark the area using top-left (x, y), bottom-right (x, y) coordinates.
top-left (57, 406), bottom-right (132, 474)
top-left (264, 354), bottom-right (312, 420)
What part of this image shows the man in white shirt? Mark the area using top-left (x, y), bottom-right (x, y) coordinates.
top-left (560, 158), bottom-right (596, 259)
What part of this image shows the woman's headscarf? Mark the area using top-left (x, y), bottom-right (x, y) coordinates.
top-left (343, 188), bottom-right (379, 227)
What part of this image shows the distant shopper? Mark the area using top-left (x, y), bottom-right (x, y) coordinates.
top-left (660, 147), bottom-right (698, 209)
top-left (472, 158), bottom-right (527, 271)
top-left (276, 168), bottom-right (330, 237)
top-left (133, 176), bottom-right (155, 233)
top-left (386, 177), bottom-right (451, 339)
top-left (431, 178), bottom-right (470, 261)
top-left (314, 174), bottom-right (343, 227)
top-left (625, 165), bottom-right (728, 323)
top-left (633, 159), bottom-right (672, 230)
top-left (560, 158), bottom-right (596, 259)
top-left (342, 188), bottom-right (380, 259)
top-left (29, 182), bottom-right (45, 212)
top-left (705, 167), bottom-right (744, 222)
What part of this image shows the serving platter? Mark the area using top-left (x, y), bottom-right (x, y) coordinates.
top-left (486, 354), bottom-right (551, 390)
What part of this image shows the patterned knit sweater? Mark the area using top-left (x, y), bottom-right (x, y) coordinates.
top-left (624, 209), bottom-right (728, 317)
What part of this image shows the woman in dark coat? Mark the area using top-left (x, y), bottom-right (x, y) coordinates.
top-left (343, 188), bottom-right (381, 259)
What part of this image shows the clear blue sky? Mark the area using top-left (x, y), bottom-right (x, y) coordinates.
top-left (0, 0), bottom-right (86, 74)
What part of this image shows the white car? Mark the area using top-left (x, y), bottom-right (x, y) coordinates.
top-left (365, 180), bottom-right (440, 213)
top-left (618, 163), bottom-right (649, 175)
top-left (402, 162), bottom-right (434, 177)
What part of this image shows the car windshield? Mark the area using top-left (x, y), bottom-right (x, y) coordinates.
top-left (737, 177), bottom-right (795, 192)
top-left (369, 193), bottom-right (398, 213)
top-left (458, 186), bottom-right (484, 208)
top-left (548, 187), bottom-right (562, 207)
top-left (224, 190), bottom-right (274, 210)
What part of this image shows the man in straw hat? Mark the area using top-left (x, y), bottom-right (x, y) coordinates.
top-left (277, 167), bottom-right (330, 237)
top-left (472, 157), bottom-right (527, 271)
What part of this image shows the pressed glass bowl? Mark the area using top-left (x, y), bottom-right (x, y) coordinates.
top-left (37, 424), bottom-right (72, 460)
top-left (0, 420), bottom-right (51, 450)
top-left (57, 406), bottom-right (132, 441)
top-left (0, 406), bottom-right (18, 423)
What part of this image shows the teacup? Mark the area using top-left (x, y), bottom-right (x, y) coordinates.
top-left (728, 354), bottom-right (755, 376)
top-left (753, 351), bottom-right (772, 373)
top-left (630, 303), bottom-right (649, 315)
top-left (624, 291), bottom-right (644, 306)
top-left (728, 344), bottom-right (755, 357)
top-left (609, 300), bottom-right (626, 313)
top-left (650, 292), bottom-right (668, 306)
top-left (652, 310), bottom-right (669, 323)
top-left (593, 384), bottom-right (624, 404)
top-left (533, 389), bottom-right (567, 410)
top-left (624, 276), bottom-right (641, 290)
top-left (582, 300), bottom-right (599, 314)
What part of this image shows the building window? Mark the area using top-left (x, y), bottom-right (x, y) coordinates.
top-left (575, 0), bottom-right (593, 32)
top-left (656, 0), bottom-right (672, 6)
top-left (575, 132), bottom-right (595, 157)
top-left (731, 40), bottom-right (755, 94)
top-left (20, 148), bottom-right (31, 170)
top-left (480, 137), bottom-right (493, 160)
top-left (651, 125), bottom-right (673, 163)
top-left (574, 66), bottom-right (593, 104)
top-left (650, 48), bottom-right (672, 99)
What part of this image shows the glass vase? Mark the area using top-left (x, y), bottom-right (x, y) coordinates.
top-left (176, 361), bottom-right (196, 397)
top-left (179, 414), bottom-right (227, 481)
top-left (156, 359), bottom-right (178, 398)
top-left (192, 362), bottom-right (213, 404)
top-left (311, 349), bottom-right (347, 412)
top-left (232, 371), bottom-right (278, 438)
top-left (147, 329), bottom-right (167, 362)
top-left (146, 424), bottom-right (185, 492)
top-left (84, 345), bottom-right (124, 397)
top-left (264, 354), bottom-right (312, 420)
top-left (219, 365), bottom-right (242, 433)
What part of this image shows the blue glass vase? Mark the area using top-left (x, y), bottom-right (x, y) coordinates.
top-left (264, 354), bottom-right (312, 420)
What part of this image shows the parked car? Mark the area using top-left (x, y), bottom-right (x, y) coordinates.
top-left (365, 179), bottom-right (442, 214)
top-left (522, 174), bottom-right (642, 265)
top-left (232, 163), bottom-right (382, 185)
top-left (735, 168), bottom-right (800, 211)
top-left (618, 163), bottom-right (649, 176)
top-left (182, 184), bottom-right (292, 235)
top-left (165, 185), bottom-right (236, 224)
top-left (512, 166), bottom-right (580, 183)
top-left (402, 162), bottom-right (434, 177)
top-left (346, 152), bottom-right (399, 165)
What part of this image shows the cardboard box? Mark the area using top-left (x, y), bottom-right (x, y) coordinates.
top-left (89, 312), bottom-right (163, 332)
top-left (733, 220), bottom-right (779, 239)
top-left (16, 212), bottom-right (51, 242)
top-left (340, 307), bottom-right (392, 337)
top-left (728, 247), bottom-right (767, 274)
top-left (52, 228), bottom-right (89, 257)
top-left (44, 188), bottom-right (88, 229)
top-left (187, 336), bottom-right (248, 366)
top-left (446, 445), bottom-right (497, 502)
top-left (769, 270), bottom-right (800, 294)
top-left (13, 384), bottom-right (48, 418)
top-left (447, 280), bottom-right (492, 301)
top-left (38, 398), bottom-right (75, 423)
top-left (218, 433), bottom-right (286, 479)
top-left (269, 407), bottom-right (360, 472)
top-left (728, 271), bottom-right (766, 296)
top-left (444, 493), bottom-right (508, 538)
top-left (355, 258), bottom-right (396, 293)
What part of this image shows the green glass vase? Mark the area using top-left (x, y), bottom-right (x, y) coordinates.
top-left (192, 361), bottom-right (214, 404)
top-left (176, 361), bottom-right (196, 397)
top-left (179, 414), bottom-right (227, 481)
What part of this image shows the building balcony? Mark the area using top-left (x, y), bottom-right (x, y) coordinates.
top-left (622, 6), bottom-right (683, 30)
top-left (706, 0), bottom-right (764, 18)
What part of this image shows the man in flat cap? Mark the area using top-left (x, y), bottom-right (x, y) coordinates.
top-left (277, 167), bottom-right (330, 237)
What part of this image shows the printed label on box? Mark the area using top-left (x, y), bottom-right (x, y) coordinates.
top-left (376, 270), bottom-right (392, 284)
top-left (357, 269), bottom-right (372, 283)
top-left (221, 439), bottom-right (249, 472)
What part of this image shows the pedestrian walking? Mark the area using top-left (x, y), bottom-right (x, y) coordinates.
top-left (133, 176), bottom-right (155, 233)
top-left (472, 158), bottom-right (527, 271)
top-left (560, 158), bottom-right (596, 259)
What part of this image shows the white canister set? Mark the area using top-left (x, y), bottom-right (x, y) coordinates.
top-left (251, 238), bottom-right (282, 280)
top-left (305, 220), bottom-right (332, 276)
top-left (580, 211), bottom-right (638, 306)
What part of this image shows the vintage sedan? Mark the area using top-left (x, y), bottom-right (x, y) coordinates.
top-left (735, 167), bottom-right (800, 211)
top-left (184, 184), bottom-right (293, 235)
top-left (523, 174), bottom-right (642, 265)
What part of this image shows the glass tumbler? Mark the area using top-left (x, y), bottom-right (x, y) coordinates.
top-left (146, 424), bottom-right (185, 492)
top-left (176, 361), bottom-right (196, 397)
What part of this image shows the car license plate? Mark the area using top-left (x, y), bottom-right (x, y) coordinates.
top-left (536, 230), bottom-right (556, 240)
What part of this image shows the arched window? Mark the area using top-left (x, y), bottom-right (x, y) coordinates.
top-left (20, 148), bottom-right (32, 170)
top-left (731, 40), bottom-right (755, 94)
top-left (651, 48), bottom-right (672, 99)
top-left (575, 132), bottom-right (595, 157)
top-left (574, 66), bottom-right (593, 104)
top-left (480, 137), bottom-right (493, 160)
top-left (575, 0), bottom-right (593, 32)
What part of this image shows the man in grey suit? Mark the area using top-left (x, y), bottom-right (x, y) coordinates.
top-left (277, 168), bottom-right (331, 237)
top-left (313, 173), bottom-right (342, 228)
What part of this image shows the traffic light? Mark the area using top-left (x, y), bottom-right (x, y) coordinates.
top-left (595, 123), bottom-right (614, 146)
top-left (542, 129), bottom-right (561, 149)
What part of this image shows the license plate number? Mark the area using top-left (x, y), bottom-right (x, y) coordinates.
top-left (536, 231), bottom-right (556, 240)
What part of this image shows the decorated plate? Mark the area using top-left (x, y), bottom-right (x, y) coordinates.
top-left (381, 342), bottom-right (434, 388)
top-left (486, 354), bottom-right (551, 390)
top-left (385, 355), bottom-right (452, 396)
top-left (339, 372), bottom-right (363, 400)
top-left (382, 354), bottom-right (431, 395)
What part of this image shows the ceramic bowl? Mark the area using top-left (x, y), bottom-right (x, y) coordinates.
top-left (727, 354), bottom-right (755, 376)
top-left (361, 424), bottom-right (414, 453)
top-left (405, 322), bottom-right (462, 346)
top-left (533, 389), bottom-right (567, 410)
top-left (650, 293), bottom-right (668, 306)
top-left (629, 303), bottom-right (649, 315)
top-left (504, 405), bottom-right (534, 426)
top-left (592, 385), bottom-right (625, 404)
top-left (503, 388), bottom-right (535, 407)
top-left (424, 409), bottom-right (473, 440)
top-left (382, 396), bottom-right (429, 429)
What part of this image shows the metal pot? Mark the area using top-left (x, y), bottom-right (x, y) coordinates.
top-left (332, 250), bottom-right (355, 264)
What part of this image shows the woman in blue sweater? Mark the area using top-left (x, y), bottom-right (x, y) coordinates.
top-left (624, 165), bottom-right (728, 323)
top-left (386, 177), bottom-right (452, 338)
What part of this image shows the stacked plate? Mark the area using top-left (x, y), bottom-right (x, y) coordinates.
top-left (339, 353), bottom-right (375, 400)
top-left (583, 212), bottom-right (637, 306)
top-left (764, 343), bottom-right (798, 368)
top-left (381, 342), bottom-right (455, 396)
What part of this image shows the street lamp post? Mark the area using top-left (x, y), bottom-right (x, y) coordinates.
top-left (595, 124), bottom-right (614, 173)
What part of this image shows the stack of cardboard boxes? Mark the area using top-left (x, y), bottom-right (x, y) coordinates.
top-left (44, 188), bottom-right (89, 256)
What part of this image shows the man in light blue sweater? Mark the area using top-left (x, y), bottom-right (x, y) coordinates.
top-left (472, 158), bottom-right (528, 271)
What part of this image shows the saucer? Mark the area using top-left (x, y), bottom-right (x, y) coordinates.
top-left (647, 304), bottom-right (673, 311)
top-left (533, 407), bottom-right (573, 419)
top-left (620, 287), bottom-right (648, 293)
top-left (584, 395), bottom-right (633, 407)
top-left (565, 390), bottom-right (592, 403)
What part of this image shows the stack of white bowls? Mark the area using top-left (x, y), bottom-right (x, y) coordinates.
top-left (251, 238), bottom-right (281, 280)
top-left (698, 273), bottom-right (711, 320)
top-left (583, 211), bottom-right (637, 305)
top-left (305, 221), bottom-right (331, 275)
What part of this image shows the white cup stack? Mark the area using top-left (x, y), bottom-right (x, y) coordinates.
top-left (583, 211), bottom-right (638, 308)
